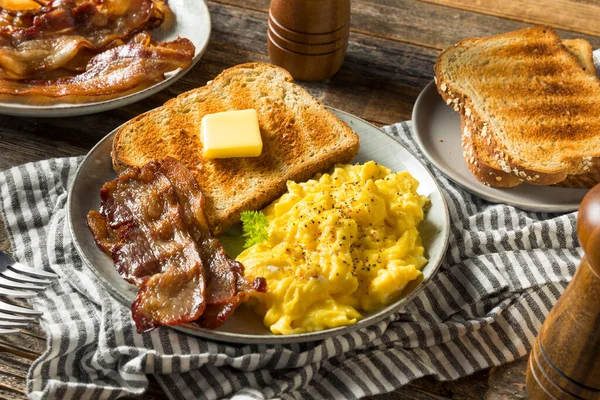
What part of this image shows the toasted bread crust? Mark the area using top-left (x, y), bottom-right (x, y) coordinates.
top-left (112, 63), bottom-right (360, 234)
top-left (554, 170), bottom-right (600, 188)
top-left (461, 118), bottom-right (522, 188)
top-left (435, 26), bottom-right (600, 188)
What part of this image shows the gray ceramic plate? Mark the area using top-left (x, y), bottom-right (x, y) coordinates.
top-left (67, 108), bottom-right (450, 344)
top-left (412, 81), bottom-right (588, 213)
top-left (0, 0), bottom-right (211, 118)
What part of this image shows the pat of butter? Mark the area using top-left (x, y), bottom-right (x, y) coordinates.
top-left (201, 109), bottom-right (263, 158)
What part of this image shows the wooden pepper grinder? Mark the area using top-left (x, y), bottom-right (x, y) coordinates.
top-left (267, 0), bottom-right (350, 81)
top-left (526, 183), bottom-right (600, 399)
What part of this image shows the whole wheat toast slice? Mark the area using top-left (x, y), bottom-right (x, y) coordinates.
top-left (435, 26), bottom-right (600, 188)
top-left (459, 38), bottom-right (599, 188)
top-left (112, 63), bottom-right (359, 234)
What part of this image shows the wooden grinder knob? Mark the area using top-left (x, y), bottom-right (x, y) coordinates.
top-left (526, 184), bottom-right (600, 399)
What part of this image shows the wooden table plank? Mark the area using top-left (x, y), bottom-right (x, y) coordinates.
top-left (0, 351), bottom-right (33, 381)
top-left (213, 0), bottom-right (600, 50)
top-left (420, 0), bottom-right (600, 38)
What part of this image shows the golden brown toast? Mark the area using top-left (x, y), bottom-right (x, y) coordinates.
top-left (563, 38), bottom-right (596, 75)
top-left (435, 26), bottom-right (600, 188)
top-left (459, 37), bottom-right (599, 188)
top-left (112, 63), bottom-right (360, 234)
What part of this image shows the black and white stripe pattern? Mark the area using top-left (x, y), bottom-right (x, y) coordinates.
top-left (2, 49), bottom-right (597, 400)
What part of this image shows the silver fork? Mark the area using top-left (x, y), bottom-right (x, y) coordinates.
top-left (0, 251), bottom-right (58, 334)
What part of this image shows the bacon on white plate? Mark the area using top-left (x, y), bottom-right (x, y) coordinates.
top-left (0, 37), bottom-right (195, 98)
top-left (87, 158), bottom-right (266, 333)
top-left (0, 0), bottom-right (192, 101)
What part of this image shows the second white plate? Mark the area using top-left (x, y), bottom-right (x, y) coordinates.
top-left (412, 81), bottom-right (588, 213)
top-left (0, 0), bottom-right (211, 117)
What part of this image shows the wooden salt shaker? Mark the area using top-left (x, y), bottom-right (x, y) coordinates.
top-left (268, 0), bottom-right (350, 81)
top-left (526, 183), bottom-right (600, 399)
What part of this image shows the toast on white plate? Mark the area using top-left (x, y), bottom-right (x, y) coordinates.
top-left (435, 26), bottom-right (600, 188)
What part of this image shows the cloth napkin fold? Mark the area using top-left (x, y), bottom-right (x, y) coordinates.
top-left (2, 50), bottom-right (598, 400)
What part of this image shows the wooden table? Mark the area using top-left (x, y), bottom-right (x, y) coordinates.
top-left (1, 1), bottom-right (599, 399)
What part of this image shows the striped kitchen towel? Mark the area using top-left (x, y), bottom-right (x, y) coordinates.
top-left (2, 50), bottom-right (597, 400)
top-left (0, 129), bottom-right (581, 400)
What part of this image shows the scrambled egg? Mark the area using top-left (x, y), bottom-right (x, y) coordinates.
top-left (237, 161), bottom-right (429, 335)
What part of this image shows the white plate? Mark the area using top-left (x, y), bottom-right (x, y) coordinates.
top-left (67, 108), bottom-right (450, 344)
top-left (0, 0), bottom-right (211, 118)
top-left (412, 81), bottom-right (589, 213)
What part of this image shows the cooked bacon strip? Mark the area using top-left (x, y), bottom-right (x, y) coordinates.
top-left (87, 160), bottom-right (207, 332)
top-left (0, 0), bottom-right (193, 100)
top-left (87, 158), bottom-right (266, 332)
top-left (159, 157), bottom-right (267, 329)
top-left (195, 281), bottom-right (266, 330)
top-left (0, 0), bottom-right (156, 77)
top-left (53, 32), bottom-right (152, 73)
top-left (0, 0), bottom-right (154, 42)
top-left (0, 37), bottom-right (194, 97)
top-left (0, 36), bottom-right (94, 78)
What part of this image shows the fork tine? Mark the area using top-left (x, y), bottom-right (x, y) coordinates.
top-left (10, 263), bottom-right (59, 279)
top-left (0, 276), bottom-right (47, 291)
top-left (0, 328), bottom-right (19, 334)
top-left (0, 311), bottom-right (36, 322)
top-left (0, 321), bottom-right (29, 328)
top-left (0, 287), bottom-right (37, 298)
top-left (1, 270), bottom-right (51, 285)
top-left (0, 301), bottom-right (42, 316)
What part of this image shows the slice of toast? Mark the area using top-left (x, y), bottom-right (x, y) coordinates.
top-left (459, 38), bottom-right (598, 188)
top-left (435, 26), bottom-right (600, 188)
top-left (112, 63), bottom-right (360, 234)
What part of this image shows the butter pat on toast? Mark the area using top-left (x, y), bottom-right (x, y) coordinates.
top-left (112, 63), bottom-right (360, 234)
top-left (435, 27), bottom-right (600, 188)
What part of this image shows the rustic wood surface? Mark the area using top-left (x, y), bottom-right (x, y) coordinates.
top-left (1, 0), bottom-right (598, 398)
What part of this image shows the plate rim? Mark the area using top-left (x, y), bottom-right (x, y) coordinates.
top-left (0, 0), bottom-right (212, 118)
top-left (67, 107), bottom-right (450, 344)
top-left (411, 80), bottom-right (583, 213)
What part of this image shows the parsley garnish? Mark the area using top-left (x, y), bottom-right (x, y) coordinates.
top-left (240, 211), bottom-right (269, 249)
